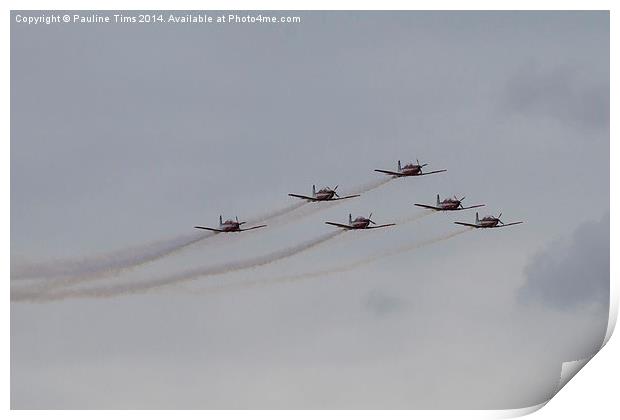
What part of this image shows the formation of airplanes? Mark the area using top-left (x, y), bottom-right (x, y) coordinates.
top-left (194, 159), bottom-right (523, 233)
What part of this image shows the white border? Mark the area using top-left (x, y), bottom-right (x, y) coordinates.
top-left (3, 1), bottom-right (617, 418)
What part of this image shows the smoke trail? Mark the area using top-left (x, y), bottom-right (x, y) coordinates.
top-left (393, 209), bottom-right (435, 225)
top-left (12, 231), bottom-right (345, 302)
top-left (347, 177), bottom-right (392, 195)
top-left (244, 201), bottom-right (308, 225)
top-left (252, 177), bottom-right (394, 227)
top-left (11, 202), bottom-right (310, 282)
top-left (11, 231), bottom-right (216, 280)
top-left (191, 228), bottom-right (473, 296)
top-left (11, 177), bottom-right (392, 285)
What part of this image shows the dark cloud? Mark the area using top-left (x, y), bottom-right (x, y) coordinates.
top-left (519, 213), bottom-right (609, 310)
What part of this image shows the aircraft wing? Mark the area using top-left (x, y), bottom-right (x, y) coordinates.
top-left (496, 221), bottom-right (524, 228)
top-left (288, 193), bottom-right (318, 201)
top-left (414, 203), bottom-right (441, 211)
top-left (331, 194), bottom-right (361, 201)
top-left (419, 169), bottom-right (448, 176)
top-left (453, 222), bottom-right (480, 228)
top-left (239, 225), bottom-right (267, 231)
top-left (194, 226), bottom-right (225, 232)
top-left (374, 169), bottom-right (402, 176)
top-left (367, 223), bottom-right (396, 229)
top-left (460, 204), bottom-right (485, 210)
top-left (325, 222), bottom-right (353, 229)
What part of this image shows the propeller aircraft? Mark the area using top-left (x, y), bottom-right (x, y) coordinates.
top-left (194, 215), bottom-right (267, 233)
top-left (454, 212), bottom-right (523, 229)
top-left (415, 194), bottom-right (485, 211)
top-left (325, 213), bottom-right (396, 230)
top-left (375, 159), bottom-right (447, 178)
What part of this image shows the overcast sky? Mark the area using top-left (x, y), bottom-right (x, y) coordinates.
top-left (11, 11), bottom-right (609, 409)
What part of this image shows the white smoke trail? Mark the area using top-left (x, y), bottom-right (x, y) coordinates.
top-left (11, 202), bottom-right (310, 282)
top-left (12, 231), bottom-right (345, 302)
top-left (244, 201), bottom-right (308, 225)
top-left (190, 228), bottom-right (473, 296)
top-left (347, 177), bottom-right (392, 195)
top-left (11, 231), bottom-right (216, 280)
top-left (393, 209), bottom-right (435, 225)
top-left (11, 177), bottom-right (392, 286)
top-left (254, 177), bottom-right (394, 227)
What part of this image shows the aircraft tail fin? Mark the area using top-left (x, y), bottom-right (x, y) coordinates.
top-left (312, 184), bottom-right (316, 196)
top-left (349, 213), bottom-right (352, 225)
top-left (398, 160), bottom-right (402, 172)
top-left (437, 194), bottom-right (440, 206)
top-left (476, 212), bottom-right (479, 224)
top-left (219, 215), bottom-right (223, 226)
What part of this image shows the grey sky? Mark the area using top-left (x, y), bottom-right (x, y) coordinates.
top-left (11, 11), bottom-right (609, 408)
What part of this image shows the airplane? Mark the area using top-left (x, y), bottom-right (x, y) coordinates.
top-left (288, 185), bottom-right (360, 202)
top-left (325, 213), bottom-right (396, 230)
top-left (194, 215), bottom-right (267, 233)
top-left (414, 194), bottom-right (485, 212)
top-left (375, 159), bottom-right (447, 178)
top-left (454, 212), bottom-right (523, 229)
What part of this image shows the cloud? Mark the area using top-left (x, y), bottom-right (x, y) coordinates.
top-left (519, 213), bottom-right (609, 310)
top-left (504, 64), bottom-right (609, 130)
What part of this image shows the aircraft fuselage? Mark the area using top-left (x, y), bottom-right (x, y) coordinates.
top-left (314, 190), bottom-right (336, 200)
top-left (438, 200), bottom-right (461, 210)
top-left (220, 221), bottom-right (242, 232)
top-left (350, 218), bottom-right (371, 229)
top-left (478, 218), bottom-right (500, 228)
top-left (399, 165), bottom-right (423, 176)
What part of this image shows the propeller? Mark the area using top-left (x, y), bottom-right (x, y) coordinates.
top-left (458, 196), bottom-right (466, 209)
top-left (368, 212), bottom-right (376, 225)
top-left (417, 159), bottom-right (429, 168)
top-left (333, 185), bottom-right (340, 197)
top-left (236, 216), bottom-right (239, 223)
top-left (497, 212), bottom-right (504, 225)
